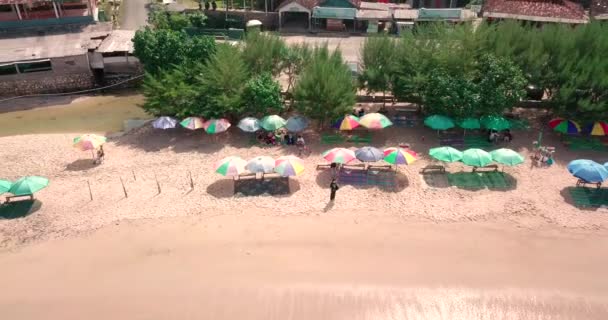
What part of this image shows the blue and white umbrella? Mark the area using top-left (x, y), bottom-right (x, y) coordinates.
top-left (567, 159), bottom-right (608, 183)
top-left (355, 146), bottom-right (384, 162)
top-left (246, 156), bottom-right (276, 173)
top-left (152, 116), bottom-right (178, 129)
top-left (285, 115), bottom-right (309, 133)
top-left (238, 117), bottom-right (261, 132)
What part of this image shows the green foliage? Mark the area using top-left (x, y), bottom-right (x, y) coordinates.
top-left (132, 28), bottom-right (216, 74)
top-left (294, 46), bottom-right (356, 127)
top-left (242, 73), bottom-right (284, 115)
top-left (282, 43), bottom-right (312, 94)
top-left (196, 44), bottom-right (250, 119)
top-left (241, 32), bottom-right (288, 76)
top-left (141, 64), bottom-right (201, 117)
top-left (475, 54), bottom-right (526, 116)
top-left (359, 36), bottom-right (398, 103)
top-left (422, 70), bottom-right (479, 118)
top-left (148, 4), bottom-right (207, 30)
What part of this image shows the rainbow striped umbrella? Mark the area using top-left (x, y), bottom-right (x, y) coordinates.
top-left (274, 155), bottom-right (305, 177)
top-left (204, 118), bottom-right (231, 134)
top-left (333, 115), bottom-right (361, 130)
top-left (549, 118), bottom-right (580, 134)
top-left (246, 156), bottom-right (276, 173)
top-left (383, 147), bottom-right (417, 165)
top-left (359, 113), bottom-right (393, 129)
top-left (73, 134), bottom-right (107, 151)
top-left (586, 121), bottom-right (608, 136)
top-left (322, 148), bottom-right (356, 164)
top-left (214, 156), bottom-right (247, 176)
top-left (180, 117), bottom-right (205, 130)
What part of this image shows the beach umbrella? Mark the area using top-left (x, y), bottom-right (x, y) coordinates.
top-left (322, 148), bottom-right (356, 164)
top-left (274, 155), bottom-right (305, 177)
top-left (180, 117), bottom-right (205, 130)
top-left (424, 115), bottom-right (455, 130)
top-left (585, 121), bottom-right (608, 136)
top-left (285, 115), bottom-right (309, 132)
top-left (73, 134), bottom-right (107, 151)
top-left (203, 118), bottom-right (231, 134)
top-left (214, 156), bottom-right (247, 177)
top-left (246, 156), bottom-right (276, 173)
top-left (490, 148), bottom-right (524, 166)
top-left (359, 113), bottom-right (393, 129)
top-left (238, 117), bottom-right (261, 132)
top-left (260, 115), bottom-right (287, 131)
top-left (461, 148), bottom-right (492, 167)
top-left (567, 159), bottom-right (608, 183)
top-left (481, 115), bottom-right (511, 131)
top-left (383, 147), bottom-right (417, 165)
top-left (355, 146), bottom-right (384, 162)
top-left (429, 146), bottom-right (463, 163)
top-left (333, 115), bottom-right (361, 131)
top-left (457, 118), bottom-right (481, 130)
top-left (0, 179), bottom-right (11, 194)
top-left (8, 176), bottom-right (49, 196)
top-left (152, 116), bottom-right (178, 129)
top-left (549, 118), bottom-right (580, 134)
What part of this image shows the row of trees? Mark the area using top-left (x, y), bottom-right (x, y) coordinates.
top-left (133, 29), bottom-right (356, 123)
top-left (359, 22), bottom-right (608, 121)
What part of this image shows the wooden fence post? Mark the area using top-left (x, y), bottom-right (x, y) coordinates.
top-left (120, 177), bottom-right (128, 198)
top-left (87, 180), bottom-right (93, 201)
top-left (132, 169), bottom-right (137, 181)
top-left (155, 173), bottom-right (161, 194)
top-left (189, 171), bottom-right (194, 189)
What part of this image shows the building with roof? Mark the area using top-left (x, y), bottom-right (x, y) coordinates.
top-left (591, 0), bottom-right (608, 20)
top-left (482, 0), bottom-right (588, 24)
top-left (0, 0), bottom-right (97, 30)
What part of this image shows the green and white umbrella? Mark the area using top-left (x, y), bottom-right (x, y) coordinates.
top-left (490, 148), bottom-right (524, 166)
top-left (457, 118), bottom-right (481, 130)
top-left (429, 146), bottom-right (463, 163)
top-left (8, 176), bottom-right (49, 196)
top-left (424, 115), bottom-right (455, 131)
top-left (214, 156), bottom-right (247, 176)
top-left (203, 118), bottom-right (231, 134)
top-left (0, 179), bottom-right (12, 194)
top-left (461, 148), bottom-right (493, 167)
top-left (260, 115), bottom-right (287, 131)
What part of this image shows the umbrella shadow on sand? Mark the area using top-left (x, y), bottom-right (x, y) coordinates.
top-left (315, 167), bottom-right (409, 193)
top-left (65, 159), bottom-right (98, 171)
top-left (206, 177), bottom-right (301, 198)
top-left (0, 199), bottom-right (42, 219)
top-left (559, 186), bottom-right (607, 211)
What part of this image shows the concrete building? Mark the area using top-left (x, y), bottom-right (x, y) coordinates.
top-left (0, 0), bottom-right (97, 30)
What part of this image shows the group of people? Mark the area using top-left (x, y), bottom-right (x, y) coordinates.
top-left (256, 130), bottom-right (310, 156)
top-left (488, 129), bottom-right (513, 144)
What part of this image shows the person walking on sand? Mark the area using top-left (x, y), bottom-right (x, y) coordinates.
top-left (95, 145), bottom-right (105, 165)
top-left (329, 179), bottom-right (339, 202)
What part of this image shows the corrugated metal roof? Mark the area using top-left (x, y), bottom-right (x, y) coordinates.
top-left (96, 30), bottom-right (135, 53)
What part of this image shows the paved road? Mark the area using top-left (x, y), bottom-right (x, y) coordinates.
top-left (120, 0), bottom-right (149, 30)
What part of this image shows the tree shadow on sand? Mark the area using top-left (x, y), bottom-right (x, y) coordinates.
top-left (115, 126), bottom-right (224, 154)
top-left (65, 158), bottom-right (98, 171)
top-left (0, 199), bottom-right (42, 219)
top-left (206, 177), bottom-right (301, 198)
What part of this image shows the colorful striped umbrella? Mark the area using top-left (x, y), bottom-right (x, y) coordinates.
top-left (180, 117), bottom-right (205, 130)
top-left (322, 148), bottom-right (356, 164)
top-left (424, 115), bottom-right (455, 130)
top-left (586, 121), bottom-right (608, 136)
top-left (333, 115), bottom-right (361, 131)
top-left (461, 148), bottom-right (492, 167)
top-left (549, 118), bottom-right (580, 134)
top-left (238, 117), bottom-right (261, 132)
top-left (73, 134), bottom-right (107, 151)
top-left (8, 176), bottom-right (49, 196)
top-left (214, 156), bottom-right (247, 176)
top-left (203, 118), bottom-right (231, 134)
top-left (274, 155), bottom-right (305, 177)
top-left (260, 115), bottom-right (287, 131)
top-left (490, 148), bottom-right (524, 166)
top-left (246, 156), bottom-right (276, 173)
top-left (359, 113), bottom-right (393, 129)
top-left (152, 116), bottom-right (178, 129)
top-left (355, 146), bottom-right (384, 162)
top-left (429, 146), bottom-right (463, 163)
top-left (285, 116), bottom-right (309, 132)
top-left (0, 179), bottom-right (12, 194)
top-left (383, 147), bottom-right (417, 165)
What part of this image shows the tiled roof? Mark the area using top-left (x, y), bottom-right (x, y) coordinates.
top-left (483, 0), bottom-right (587, 23)
top-left (591, 0), bottom-right (608, 18)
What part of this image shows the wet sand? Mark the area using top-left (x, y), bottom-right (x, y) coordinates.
top-left (1, 214), bottom-right (607, 319)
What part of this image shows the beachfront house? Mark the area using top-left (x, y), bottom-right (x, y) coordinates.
top-left (482, 0), bottom-right (588, 24)
top-left (0, 0), bottom-right (97, 30)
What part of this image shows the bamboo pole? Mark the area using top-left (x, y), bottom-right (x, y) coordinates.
top-left (87, 180), bottom-right (93, 201)
top-left (155, 174), bottom-right (161, 194)
top-left (189, 171), bottom-right (194, 189)
top-left (120, 177), bottom-right (128, 198)
top-left (132, 169), bottom-right (136, 181)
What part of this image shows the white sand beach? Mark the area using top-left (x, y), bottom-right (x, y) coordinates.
top-left (1, 106), bottom-right (608, 318)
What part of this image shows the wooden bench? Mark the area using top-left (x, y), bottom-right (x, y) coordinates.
top-left (472, 164), bottom-right (499, 172)
top-left (367, 164), bottom-right (393, 171)
top-left (4, 194), bottom-right (34, 203)
top-left (234, 173), bottom-right (257, 180)
top-left (420, 165), bottom-right (445, 174)
top-left (577, 179), bottom-right (602, 189)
